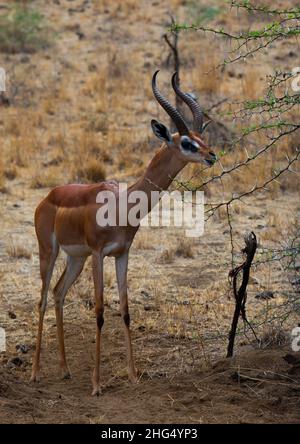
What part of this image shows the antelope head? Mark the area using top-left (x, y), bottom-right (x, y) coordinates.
top-left (151, 70), bottom-right (217, 167)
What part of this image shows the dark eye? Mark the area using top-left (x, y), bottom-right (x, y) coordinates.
top-left (182, 140), bottom-right (198, 153)
top-left (181, 140), bottom-right (191, 150)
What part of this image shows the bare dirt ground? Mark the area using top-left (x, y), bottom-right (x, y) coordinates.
top-left (1, 344), bottom-right (300, 424)
top-left (0, 0), bottom-right (299, 424)
top-left (1, 184), bottom-right (300, 423)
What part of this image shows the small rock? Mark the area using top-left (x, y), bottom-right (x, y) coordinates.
top-left (255, 291), bottom-right (274, 300)
top-left (0, 92), bottom-right (10, 106)
top-left (10, 357), bottom-right (23, 367)
top-left (16, 344), bottom-right (29, 354)
top-left (291, 278), bottom-right (300, 286)
top-left (249, 276), bottom-right (259, 285)
top-left (112, 312), bottom-right (121, 317)
top-left (88, 63), bottom-right (97, 72)
top-left (144, 305), bottom-right (156, 311)
top-left (76, 31), bottom-right (85, 40)
top-left (141, 290), bottom-right (151, 299)
top-left (82, 299), bottom-right (94, 310)
top-left (43, 156), bottom-right (63, 167)
top-left (270, 397), bottom-right (282, 406)
top-left (20, 55), bottom-right (30, 64)
top-left (283, 353), bottom-right (300, 365)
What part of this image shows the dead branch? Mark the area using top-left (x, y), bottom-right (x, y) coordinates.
top-left (227, 232), bottom-right (258, 357)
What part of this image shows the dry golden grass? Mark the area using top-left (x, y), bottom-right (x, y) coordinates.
top-left (0, 0), bottom-right (298, 366)
top-left (133, 229), bottom-right (156, 250)
top-left (93, 0), bottom-right (139, 16)
top-left (158, 248), bottom-right (175, 264)
top-left (0, 0), bottom-right (299, 426)
top-left (241, 67), bottom-right (266, 101)
top-left (0, 1), bottom-right (296, 248)
top-left (6, 238), bottom-right (32, 259)
top-left (75, 131), bottom-right (105, 159)
top-left (31, 168), bottom-right (62, 189)
top-left (191, 51), bottom-right (222, 96)
top-left (175, 238), bottom-right (194, 258)
top-left (73, 158), bottom-right (106, 183)
top-left (43, 97), bottom-right (56, 116)
top-left (261, 327), bottom-right (289, 348)
top-left (104, 266), bottom-right (115, 289)
top-left (0, 159), bottom-right (5, 192)
top-left (4, 165), bottom-right (18, 181)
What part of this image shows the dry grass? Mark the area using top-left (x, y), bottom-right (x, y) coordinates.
top-left (0, 3), bottom-right (296, 235)
top-left (0, 160), bottom-right (5, 192)
top-left (191, 50), bottom-right (222, 96)
top-left (30, 169), bottom-right (61, 189)
top-left (4, 166), bottom-right (18, 181)
top-left (104, 266), bottom-right (115, 289)
top-left (74, 159), bottom-right (106, 183)
top-left (0, 0), bottom-right (298, 391)
top-left (158, 248), bottom-right (175, 264)
top-left (0, 3), bottom-right (51, 54)
top-left (133, 229), bottom-right (156, 250)
top-left (175, 238), bottom-right (194, 258)
top-left (0, 0), bottom-right (299, 427)
top-left (261, 327), bottom-right (289, 348)
top-left (241, 67), bottom-right (266, 101)
top-left (6, 238), bottom-right (32, 259)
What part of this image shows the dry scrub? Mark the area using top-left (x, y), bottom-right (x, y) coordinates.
top-left (0, 0), bottom-right (299, 424)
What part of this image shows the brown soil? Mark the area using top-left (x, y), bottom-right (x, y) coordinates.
top-left (1, 339), bottom-right (300, 423)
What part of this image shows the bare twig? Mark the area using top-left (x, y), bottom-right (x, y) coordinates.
top-left (227, 232), bottom-right (258, 357)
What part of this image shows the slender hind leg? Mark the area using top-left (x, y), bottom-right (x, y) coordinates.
top-left (30, 236), bottom-right (59, 382)
top-left (115, 252), bottom-right (138, 383)
top-left (91, 252), bottom-right (104, 396)
top-left (53, 255), bottom-right (86, 379)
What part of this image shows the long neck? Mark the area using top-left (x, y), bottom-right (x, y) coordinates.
top-left (129, 144), bottom-right (187, 197)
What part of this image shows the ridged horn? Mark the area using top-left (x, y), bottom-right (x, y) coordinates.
top-left (171, 72), bottom-right (204, 133)
top-left (152, 70), bottom-right (189, 135)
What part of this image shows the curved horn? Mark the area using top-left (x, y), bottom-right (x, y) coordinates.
top-left (152, 70), bottom-right (189, 136)
top-left (171, 72), bottom-right (204, 132)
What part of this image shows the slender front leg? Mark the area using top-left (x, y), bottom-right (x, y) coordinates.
top-left (115, 252), bottom-right (138, 383)
top-left (91, 252), bottom-right (104, 396)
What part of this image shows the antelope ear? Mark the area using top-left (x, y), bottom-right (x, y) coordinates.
top-left (151, 119), bottom-right (172, 144)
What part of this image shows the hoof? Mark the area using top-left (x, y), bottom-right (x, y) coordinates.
top-left (91, 385), bottom-right (102, 396)
top-left (128, 369), bottom-right (139, 384)
top-left (61, 368), bottom-right (71, 380)
top-left (30, 373), bottom-right (40, 383)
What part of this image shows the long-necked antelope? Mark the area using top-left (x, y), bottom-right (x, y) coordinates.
top-left (30, 71), bottom-right (217, 395)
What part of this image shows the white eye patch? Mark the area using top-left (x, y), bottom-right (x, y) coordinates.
top-left (180, 136), bottom-right (200, 153)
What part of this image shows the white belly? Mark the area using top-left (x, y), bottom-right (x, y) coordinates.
top-left (60, 241), bottom-right (130, 257)
top-left (60, 244), bottom-right (92, 257)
